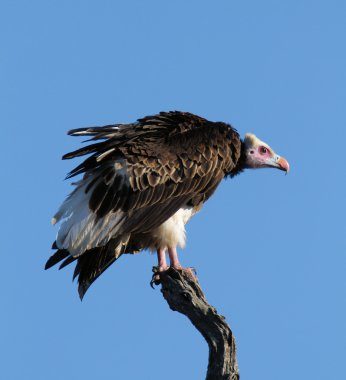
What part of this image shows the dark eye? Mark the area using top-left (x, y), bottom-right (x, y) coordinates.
top-left (260, 146), bottom-right (268, 154)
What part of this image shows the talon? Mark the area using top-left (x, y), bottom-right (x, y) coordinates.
top-left (150, 266), bottom-right (168, 288)
top-left (150, 275), bottom-right (160, 289)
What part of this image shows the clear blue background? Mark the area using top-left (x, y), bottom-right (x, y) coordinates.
top-left (1, 1), bottom-right (345, 379)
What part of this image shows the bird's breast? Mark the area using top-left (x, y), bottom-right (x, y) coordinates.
top-left (148, 205), bottom-right (200, 250)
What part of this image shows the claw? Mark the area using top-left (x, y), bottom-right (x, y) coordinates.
top-left (150, 266), bottom-right (197, 288)
top-left (150, 266), bottom-right (161, 288)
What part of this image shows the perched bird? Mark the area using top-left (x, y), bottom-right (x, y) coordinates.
top-left (46, 111), bottom-right (289, 299)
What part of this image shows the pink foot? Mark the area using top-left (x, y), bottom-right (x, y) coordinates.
top-left (170, 263), bottom-right (183, 270)
top-left (150, 266), bottom-right (197, 288)
top-left (155, 248), bottom-right (168, 273)
top-left (150, 265), bottom-right (168, 288)
top-left (151, 247), bottom-right (197, 287)
top-left (157, 265), bottom-right (169, 272)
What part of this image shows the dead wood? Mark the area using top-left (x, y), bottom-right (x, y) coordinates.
top-left (156, 268), bottom-right (239, 380)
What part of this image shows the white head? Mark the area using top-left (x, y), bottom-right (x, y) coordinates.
top-left (243, 133), bottom-right (289, 172)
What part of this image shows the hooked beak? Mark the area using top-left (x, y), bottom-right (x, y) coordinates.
top-left (273, 155), bottom-right (290, 173)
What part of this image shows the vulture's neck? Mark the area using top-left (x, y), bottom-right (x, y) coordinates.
top-left (227, 141), bottom-right (247, 178)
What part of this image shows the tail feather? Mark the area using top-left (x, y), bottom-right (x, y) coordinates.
top-left (74, 238), bottom-right (125, 299)
top-left (45, 248), bottom-right (69, 270)
top-left (59, 255), bottom-right (77, 270)
top-left (46, 238), bottom-right (127, 300)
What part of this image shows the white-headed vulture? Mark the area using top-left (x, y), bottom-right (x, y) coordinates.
top-left (45, 111), bottom-right (289, 299)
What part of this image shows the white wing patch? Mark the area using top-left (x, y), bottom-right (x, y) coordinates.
top-left (52, 179), bottom-right (124, 257)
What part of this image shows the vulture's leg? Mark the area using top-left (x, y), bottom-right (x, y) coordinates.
top-left (157, 248), bottom-right (169, 272)
top-left (151, 248), bottom-right (169, 287)
top-left (168, 246), bottom-right (182, 270)
top-left (168, 246), bottom-right (197, 279)
top-left (151, 247), bottom-right (195, 287)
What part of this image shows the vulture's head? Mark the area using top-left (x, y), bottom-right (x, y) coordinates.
top-left (243, 133), bottom-right (290, 173)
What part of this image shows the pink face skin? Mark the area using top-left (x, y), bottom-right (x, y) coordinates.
top-left (246, 145), bottom-right (290, 172)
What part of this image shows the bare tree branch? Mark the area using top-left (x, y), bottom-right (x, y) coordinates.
top-left (156, 268), bottom-right (239, 380)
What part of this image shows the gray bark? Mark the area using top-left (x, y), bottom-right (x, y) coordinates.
top-left (156, 268), bottom-right (240, 380)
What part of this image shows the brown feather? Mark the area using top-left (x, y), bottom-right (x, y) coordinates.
top-left (48, 111), bottom-right (244, 298)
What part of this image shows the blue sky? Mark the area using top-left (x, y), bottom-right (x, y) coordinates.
top-left (1, 1), bottom-right (345, 379)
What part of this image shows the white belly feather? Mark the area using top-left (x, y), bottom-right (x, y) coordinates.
top-left (148, 206), bottom-right (196, 250)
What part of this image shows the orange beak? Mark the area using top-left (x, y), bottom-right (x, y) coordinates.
top-left (277, 156), bottom-right (290, 173)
